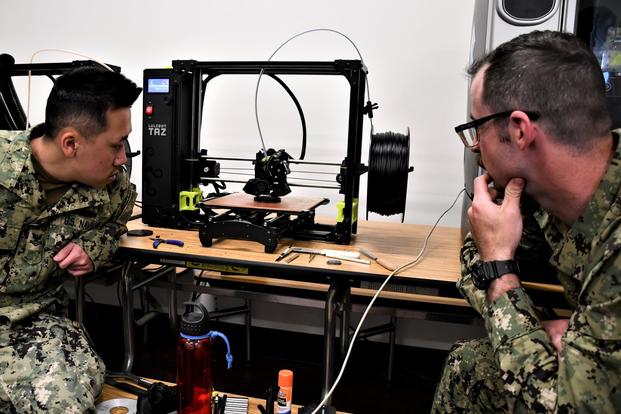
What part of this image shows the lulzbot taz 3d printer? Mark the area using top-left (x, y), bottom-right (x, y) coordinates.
top-left (142, 60), bottom-right (411, 252)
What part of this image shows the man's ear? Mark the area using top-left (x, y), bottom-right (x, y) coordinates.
top-left (508, 110), bottom-right (536, 151)
top-left (58, 128), bottom-right (81, 158)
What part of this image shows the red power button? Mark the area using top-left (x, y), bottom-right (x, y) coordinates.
top-left (145, 105), bottom-right (153, 116)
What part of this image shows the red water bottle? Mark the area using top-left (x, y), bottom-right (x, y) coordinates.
top-left (176, 303), bottom-right (233, 414)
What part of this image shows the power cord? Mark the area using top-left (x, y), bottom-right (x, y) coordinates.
top-left (25, 48), bottom-right (113, 129)
top-left (310, 187), bottom-right (466, 414)
top-left (254, 28), bottom-right (373, 155)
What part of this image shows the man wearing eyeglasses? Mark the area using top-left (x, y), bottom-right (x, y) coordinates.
top-left (432, 31), bottom-right (621, 413)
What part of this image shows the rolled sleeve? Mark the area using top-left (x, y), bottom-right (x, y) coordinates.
top-left (75, 230), bottom-right (119, 272)
top-left (487, 287), bottom-right (542, 349)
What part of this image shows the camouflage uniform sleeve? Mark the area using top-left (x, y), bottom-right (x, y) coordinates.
top-left (457, 232), bottom-right (489, 317)
top-left (553, 240), bottom-right (621, 412)
top-left (457, 243), bottom-right (559, 411)
top-left (459, 212), bottom-right (565, 411)
top-left (486, 288), bottom-right (558, 411)
top-left (73, 168), bottom-right (137, 272)
top-left (457, 211), bottom-right (554, 318)
top-left (487, 245), bottom-right (621, 412)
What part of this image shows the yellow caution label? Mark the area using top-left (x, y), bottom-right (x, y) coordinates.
top-left (185, 262), bottom-right (249, 274)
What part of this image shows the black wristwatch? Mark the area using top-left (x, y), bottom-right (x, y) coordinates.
top-left (472, 260), bottom-right (520, 290)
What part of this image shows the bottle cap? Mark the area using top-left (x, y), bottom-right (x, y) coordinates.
top-left (278, 369), bottom-right (293, 387)
top-left (180, 302), bottom-right (210, 336)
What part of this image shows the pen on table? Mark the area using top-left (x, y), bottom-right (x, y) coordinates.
top-left (359, 247), bottom-right (397, 271)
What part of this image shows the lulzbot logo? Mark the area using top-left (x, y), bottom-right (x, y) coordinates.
top-left (147, 123), bottom-right (167, 136)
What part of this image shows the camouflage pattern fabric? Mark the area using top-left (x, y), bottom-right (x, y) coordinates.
top-left (0, 129), bottom-right (137, 411)
top-left (433, 130), bottom-right (621, 413)
top-left (0, 129), bottom-right (136, 323)
top-left (0, 312), bottom-right (105, 413)
top-left (432, 337), bottom-right (513, 413)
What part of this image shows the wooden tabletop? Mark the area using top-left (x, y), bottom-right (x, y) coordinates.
top-left (98, 383), bottom-right (351, 414)
top-left (121, 216), bottom-right (565, 296)
top-left (121, 218), bottom-right (463, 285)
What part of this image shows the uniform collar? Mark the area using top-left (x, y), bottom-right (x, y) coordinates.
top-left (37, 185), bottom-right (110, 220)
top-left (0, 130), bottom-right (46, 206)
top-left (0, 130), bottom-right (111, 214)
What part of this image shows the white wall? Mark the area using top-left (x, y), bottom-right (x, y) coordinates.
top-left (0, 0), bottom-right (474, 227)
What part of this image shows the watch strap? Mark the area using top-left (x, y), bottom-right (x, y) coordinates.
top-left (473, 260), bottom-right (520, 290)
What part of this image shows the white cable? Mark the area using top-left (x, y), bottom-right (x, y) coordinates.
top-left (254, 28), bottom-right (373, 155)
top-left (310, 187), bottom-right (466, 414)
top-left (25, 48), bottom-right (113, 129)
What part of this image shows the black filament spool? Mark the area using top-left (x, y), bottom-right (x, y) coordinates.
top-left (366, 128), bottom-right (412, 222)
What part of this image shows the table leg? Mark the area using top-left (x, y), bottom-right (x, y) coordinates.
top-left (340, 288), bottom-right (351, 356)
top-left (245, 298), bottom-right (252, 362)
top-left (321, 280), bottom-right (350, 410)
top-left (388, 314), bottom-right (396, 382)
top-left (168, 267), bottom-right (178, 333)
top-left (121, 260), bottom-right (135, 372)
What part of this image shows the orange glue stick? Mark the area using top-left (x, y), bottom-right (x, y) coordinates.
top-left (277, 369), bottom-right (293, 414)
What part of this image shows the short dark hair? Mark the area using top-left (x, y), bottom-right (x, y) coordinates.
top-left (45, 67), bottom-right (142, 138)
top-left (469, 30), bottom-right (611, 149)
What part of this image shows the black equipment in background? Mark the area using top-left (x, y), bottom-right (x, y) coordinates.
top-left (0, 54), bottom-right (27, 130)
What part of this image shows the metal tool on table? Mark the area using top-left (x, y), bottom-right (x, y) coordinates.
top-left (275, 246), bottom-right (370, 265)
top-left (284, 253), bottom-right (300, 264)
top-left (149, 236), bottom-right (185, 249)
top-left (359, 247), bottom-right (397, 271)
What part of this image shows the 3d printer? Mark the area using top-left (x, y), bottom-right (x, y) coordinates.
top-left (142, 60), bottom-right (411, 252)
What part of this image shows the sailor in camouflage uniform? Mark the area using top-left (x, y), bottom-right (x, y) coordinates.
top-left (0, 67), bottom-right (140, 413)
top-left (432, 31), bottom-right (621, 412)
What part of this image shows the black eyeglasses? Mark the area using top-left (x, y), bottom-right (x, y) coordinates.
top-left (455, 110), bottom-right (540, 148)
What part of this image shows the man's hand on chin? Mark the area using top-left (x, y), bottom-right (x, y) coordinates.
top-left (468, 175), bottom-right (525, 262)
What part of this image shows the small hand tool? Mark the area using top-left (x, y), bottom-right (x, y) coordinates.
top-left (292, 247), bottom-right (361, 259)
top-left (149, 236), bottom-right (184, 249)
top-left (275, 245), bottom-right (369, 264)
top-left (359, 247), bottom-right (397, 271)
top-left (323, 254), bottom-right (369, 264)
top-left (285, 253), bottom-right (300, 263)
top-left (275, 245), bottom-right (294, 262)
